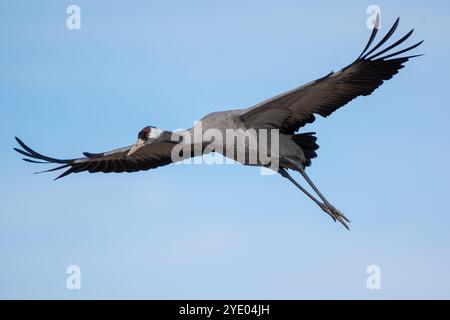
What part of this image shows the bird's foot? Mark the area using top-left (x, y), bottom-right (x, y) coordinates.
top-left (320, 204), bottom-right (351, 230)
top-left (329, 206), bottom-right (351, 230)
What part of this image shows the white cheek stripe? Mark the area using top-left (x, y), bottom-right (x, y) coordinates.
top-left (149, 128), bottom-right (163, 139)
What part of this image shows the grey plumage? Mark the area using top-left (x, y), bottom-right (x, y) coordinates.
top-left (14, 17), bottom-right (422, 229)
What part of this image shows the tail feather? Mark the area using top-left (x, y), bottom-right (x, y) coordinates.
top-left (291, 132), bottom-right (319, 166)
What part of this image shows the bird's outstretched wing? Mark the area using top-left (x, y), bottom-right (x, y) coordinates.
top-left (237, 17), bottom-right (423, 134)
top-left (14, 136), bottom-right (189, 180)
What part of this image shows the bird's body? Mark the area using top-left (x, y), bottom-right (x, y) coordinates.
top-left (190, 110), bottom-right (306, 168)
top-left (15, 16), bottom-right (422, 229)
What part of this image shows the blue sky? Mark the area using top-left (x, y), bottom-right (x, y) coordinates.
top-left (1, 0), bottom-right (450, 299)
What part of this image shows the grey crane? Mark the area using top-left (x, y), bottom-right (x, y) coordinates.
top-left (14, 17), bottom-right (422, 229)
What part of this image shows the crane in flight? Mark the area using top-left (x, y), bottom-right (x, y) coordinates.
top-left (14, 16), bottom-right (422, 229)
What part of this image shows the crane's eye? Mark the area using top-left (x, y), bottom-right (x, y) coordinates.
top-left (138, 127), bottom-right (152, 140)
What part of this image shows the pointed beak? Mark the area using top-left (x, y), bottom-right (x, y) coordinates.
top-left (127, 139), bottom-right (145, 157)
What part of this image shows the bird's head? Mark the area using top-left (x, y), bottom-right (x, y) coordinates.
top-left (127, 126), bottom-right (163, 156)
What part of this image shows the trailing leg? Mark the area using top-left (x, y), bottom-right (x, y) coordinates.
top-left (278, 168), bottom-right (346, 226)
top-left (296, 166), bottom-right (350, 229)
